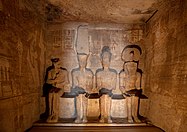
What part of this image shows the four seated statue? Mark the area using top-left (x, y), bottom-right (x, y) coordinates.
top-left (44, 45), bottom-right (144, 124)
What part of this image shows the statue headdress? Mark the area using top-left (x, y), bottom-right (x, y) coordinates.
top-left (121, 45), bottom-right (142, 62)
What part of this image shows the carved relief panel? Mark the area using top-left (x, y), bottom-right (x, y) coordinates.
top-left (0, 56), bottom-right (12, 97)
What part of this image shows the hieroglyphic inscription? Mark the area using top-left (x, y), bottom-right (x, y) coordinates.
top-left (52, 30), bottom-right (62, 47)
top-left (63, 30), bottom-right (75, 50)
top-left (123, 30), bottom-right (143, 43)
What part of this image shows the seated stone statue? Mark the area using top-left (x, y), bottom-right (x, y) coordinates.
top-left (71, 53), bottom-right (93, 123)
top-left (96, 46), bottom-right (117, 123)
top-left (120, 48), bottom-right (142, 123)
top-left (46, 58), bottom-right (70, 123)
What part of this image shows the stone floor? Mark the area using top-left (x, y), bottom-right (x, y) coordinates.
top-left (33, 117), bottom-right (150, 126)
top-left (27, 126), bottom-right (164, 132)
top-left (27, 117), bottom-right (164, 132)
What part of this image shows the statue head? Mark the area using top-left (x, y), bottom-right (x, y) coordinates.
top-left (100, 46), bottom-right (112, 68)
top-left (121, 45), bottom-right (142, 62)
top-left (51, 58), bottom-right (61, 69)
top-left (77, 53), bottom-right (88, 69)
top-left (124, 62), bottom-right (137, 75)
top-left (129, 51), bottom-right (134, 61)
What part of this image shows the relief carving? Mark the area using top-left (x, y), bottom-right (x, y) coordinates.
top-left (38, 30), bottom-right (45, 86)
top-left (0, 56), bottom-right (12, 98)
top-left (27, 31), bottom-right (40, 90)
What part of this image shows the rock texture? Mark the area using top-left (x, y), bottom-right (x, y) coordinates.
top-left (0, 0), bottom-right (46, 131)
top-left (46, 0), bottom-right (159, 23)
top-left (143, 0), bottom-right (187, 131)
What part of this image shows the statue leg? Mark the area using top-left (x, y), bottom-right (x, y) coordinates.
top-left (75, 95), bottom-right (82, 123)
top-left (99, 95), bottom-right (105, 123)
top-left (132, 96), bottom-right (141, 123)
top-left (51, 93), bottom-right (59, 122)
top-left (107, 95), bottom-right (112, 123)
top-left (46, 93), bottom-right (54, 122)
top-left (48, 93), bottom-right (52, 116)
top-left (126, 97), bottom-right (133, 123)
top-left (82, 95), bottom-right (88, 123)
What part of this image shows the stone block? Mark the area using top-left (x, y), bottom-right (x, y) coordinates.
top-left (59, 97), bottom-right (76, 118)
top-left (111, 99), bottom-right (127, 118)
top-left (87, 98), bottom-right (100, 117)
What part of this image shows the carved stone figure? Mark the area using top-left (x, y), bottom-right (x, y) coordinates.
top-left (46, 58), bottom-right (70, 123)
top-left (71, 53), bottom-right (93, 123)
top-left (96, 46), bottom-right (117, 123)
top-left (120, 45), bottom-right (142, 123)
top-left (27, 31), bottom-right (40, 89)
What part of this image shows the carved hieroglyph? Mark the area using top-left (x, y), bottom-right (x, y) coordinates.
top-left (96, 46), bottom-right (117, 123)
top-left (120, 45), bottom-right (142, 123)
top-left (46, 59), bottom-right (70, 123)
top-left (71, 53), bottom-right (93, 123)
top-left (16, 38), bottom-right (23, 76)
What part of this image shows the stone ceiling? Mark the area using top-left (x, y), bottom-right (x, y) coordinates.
top-left (46, 0), bottom-right (160, 23)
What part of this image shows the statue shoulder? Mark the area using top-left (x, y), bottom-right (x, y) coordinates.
top-left (48, 68), bottom-right (55, 73)
top-left (85, 68), bottom-right (94, 75)
top-left (46, 65), bottom-right (54, 72)
top-left (109, 68), bottom-right (117, 74)
top-left (119, 70), bottom-right (126, 77)
top-left (95, 68), bottom-right (103, 74)
top-left (60, 67), bottom-right (67, 71)
top-left (59, 67), bottom-right (68, 74)
top-left (71, 68), bottom-right (79, 74)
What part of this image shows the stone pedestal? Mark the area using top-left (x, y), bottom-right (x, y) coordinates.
top-left (111, 99), bottom-right (127, 118)
top-left (59, 97), bottom-right (76, 118)
top-left (87, 98), bottom-right (100, 117)
top-left (57, 97), bottom-right (128, 119)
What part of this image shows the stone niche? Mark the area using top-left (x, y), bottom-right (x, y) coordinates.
top-left (42, 22), bottom-right (145, 122)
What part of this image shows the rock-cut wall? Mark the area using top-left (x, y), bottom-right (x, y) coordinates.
top-left (0, 0), bottom-right (46, 131)
top-left (143, 0), bottom-right (187, 131)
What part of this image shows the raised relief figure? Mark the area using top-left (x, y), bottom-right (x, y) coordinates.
top-left (46, 58), bottom-right (70, 123)
top-left (96, 46), bottom-right (117, 123)
top-left (120, 45), bottom-right (142, 123)
top-left (71, 53), bottom-right (93, 123)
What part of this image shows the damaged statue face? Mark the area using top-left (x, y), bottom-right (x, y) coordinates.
top-left (102, 51), bottom-right (111, 68)
top-left (101, 46), bottom-right (112, 68)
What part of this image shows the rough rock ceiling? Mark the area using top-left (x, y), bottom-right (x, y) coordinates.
top-left (46, 0), bottom-right (159, 23)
